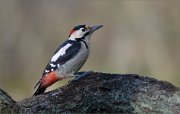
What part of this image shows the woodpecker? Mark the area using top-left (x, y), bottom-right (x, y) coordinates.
top-left (33, 25), bottom-right (103, 96)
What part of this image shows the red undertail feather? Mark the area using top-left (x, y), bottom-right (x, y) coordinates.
top-left (33, 72), bottom-right (59, 96)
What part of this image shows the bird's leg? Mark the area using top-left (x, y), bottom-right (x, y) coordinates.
top-left (74, 71), bottom-right (93, 79)
top-left (68, 71), bottom-right (93, 83)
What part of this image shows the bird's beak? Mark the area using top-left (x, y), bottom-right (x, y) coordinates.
top-left (90, 25), bottom-right (103, 33)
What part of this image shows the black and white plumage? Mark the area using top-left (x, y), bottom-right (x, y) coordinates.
top-left (34, 25), bottom-right (103, 96)
top-left (42, 40), bottom-right (82, 76)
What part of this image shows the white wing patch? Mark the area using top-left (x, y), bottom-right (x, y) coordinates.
top-left (51, 43), bottom-right (72, 62)
top-left (57, 64), bottom-right (60, 68)
top-left (50, 63), bottom-right (56, 67)
top-left (45, 70), bottom-right (49, 73)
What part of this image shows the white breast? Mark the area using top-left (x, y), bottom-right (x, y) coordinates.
top-left (56, 42), bottom-right (89, 76)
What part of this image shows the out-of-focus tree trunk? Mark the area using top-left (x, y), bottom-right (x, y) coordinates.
top-left (0, 72), bottom-right (180, 113)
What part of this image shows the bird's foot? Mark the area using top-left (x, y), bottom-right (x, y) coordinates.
top-left (68, 71), bottom-right (93, 83)
top-left (74, 71), bottom-right (93, 80)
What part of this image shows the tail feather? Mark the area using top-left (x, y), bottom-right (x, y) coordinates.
top-left (33, 71), bottom-right (59, 96)
top-left (34, 81), bottom-right (40, 89)
top-left (33, 85), bottom-right (46, 96)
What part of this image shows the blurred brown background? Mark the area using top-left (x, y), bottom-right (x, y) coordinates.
top-left (0, 0), bottom-right (179, 100)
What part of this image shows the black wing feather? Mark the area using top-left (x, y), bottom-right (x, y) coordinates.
top-left (42, 40), bottom-right (81, 76)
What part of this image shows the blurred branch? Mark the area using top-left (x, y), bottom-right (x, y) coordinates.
top-left (0, 72), bottom-right (180, 113)
top-left (0, 88), bottom-right (18, 113)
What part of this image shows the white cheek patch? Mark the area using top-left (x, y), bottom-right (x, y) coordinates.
top-left (69, 29), bottom-right (85, 40)
top-left (51, 43), bottom-right (72, 62)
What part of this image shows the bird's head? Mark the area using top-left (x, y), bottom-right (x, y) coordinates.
top-left (68, 25), bottom-right (103, 42)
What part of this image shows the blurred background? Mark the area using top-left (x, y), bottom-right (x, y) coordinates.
top-left (0, 0), bottom-right (179, 100)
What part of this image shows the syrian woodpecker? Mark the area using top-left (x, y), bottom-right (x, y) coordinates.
top-left (33, 25), bottom-right (103, 96)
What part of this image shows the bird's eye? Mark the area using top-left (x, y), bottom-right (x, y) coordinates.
top-left (82, 28), bottom-right (86, 32)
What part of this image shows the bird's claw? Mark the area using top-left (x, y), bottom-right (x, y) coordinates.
top-left (68, 71), bottom-right (93, 83)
